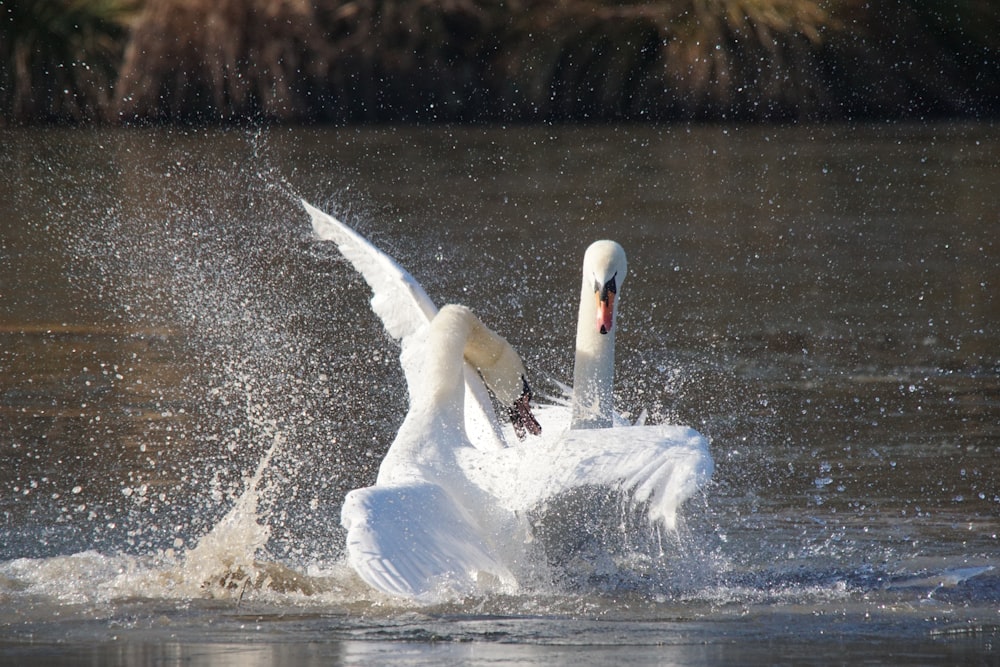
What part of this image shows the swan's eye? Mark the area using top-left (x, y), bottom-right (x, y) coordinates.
top-left (598, 274), bottom-right (617, 302)
top-left (605, 273), bottom-right (617, 295)
top-left (594, 273), bottom-right (617, 300)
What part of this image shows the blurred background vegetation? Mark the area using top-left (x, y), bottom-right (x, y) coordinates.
top-left (3, 0), bottom-right (999, 125)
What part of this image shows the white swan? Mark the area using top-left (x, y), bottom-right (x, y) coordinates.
top-left (340, 304), bottom-right (539, 597)
top-left (571, 240), bottom-right (626, 429)
top-left (303, 200), bottom-right (713, 601)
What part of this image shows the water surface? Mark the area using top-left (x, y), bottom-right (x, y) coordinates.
top-left (1, 123), bottom-right (998, 664)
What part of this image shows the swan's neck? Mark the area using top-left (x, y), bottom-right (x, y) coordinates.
top-left (380, 307), bottom-right (471, 484)
top-left (380, 304), bottom-right (535, 484)
top-left (571, 286), bottom-right (615, 429)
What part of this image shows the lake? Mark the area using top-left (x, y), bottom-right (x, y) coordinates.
top-left (1, 122), bottom-right (998, 665)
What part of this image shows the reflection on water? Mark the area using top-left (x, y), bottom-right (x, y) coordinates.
top-left (1, 123), bottom-right (998, 664)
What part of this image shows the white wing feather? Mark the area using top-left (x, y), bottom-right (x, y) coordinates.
top-left (461, 425), bottom-right (713, 531)
top-left (341, 483), bottom-right (515, 600)
top-left (304, 199), bottom-right (436, 341)
top-left (303, 199), bottom-right (505, 450)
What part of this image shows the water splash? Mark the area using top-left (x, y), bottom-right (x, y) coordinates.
top-left (174, 427), bottom-right (277, 597)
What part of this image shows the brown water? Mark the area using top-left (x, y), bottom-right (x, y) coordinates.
top-left (1, 123), bottom-right (998, 665)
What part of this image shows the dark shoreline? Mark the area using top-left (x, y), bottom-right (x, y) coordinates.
top-left (4, 0), bottom-right (1000, 126)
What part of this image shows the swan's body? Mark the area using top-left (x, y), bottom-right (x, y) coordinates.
top-left (341, 305), bottom-right (532, 597)
top-left (375, 304), bottom-right (538, 489)
top-left (304, 199), bottom-right (713, 601)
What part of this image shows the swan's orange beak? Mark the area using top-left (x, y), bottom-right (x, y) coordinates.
top-left (596, 291), bottom-right (615, 335)
top-left (594, 272), bottom-right (618, 335)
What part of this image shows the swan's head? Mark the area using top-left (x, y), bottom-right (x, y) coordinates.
top-left (583, 240), bottom-right (627, 335)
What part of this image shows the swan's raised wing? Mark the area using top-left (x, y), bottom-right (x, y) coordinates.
top-left (341, 482), bottom-right (516, 601)
top-left (463, 424), bottom-right (713, 531)
top-left (303, 199), bottom-right (504, 449)
top-left (304, 199), bottom-right (436, 341)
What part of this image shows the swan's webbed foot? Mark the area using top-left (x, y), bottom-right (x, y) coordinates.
top-left (510, 376), bottom-right (542, 440)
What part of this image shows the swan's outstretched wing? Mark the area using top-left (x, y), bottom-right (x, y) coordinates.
top-left (304, 199), bottom-right (435, 341)
top-left (341, 483), bottom-right (515, 601)
top-left (303, 199), bottom-right (504, 449)
top-left (463, 425), bottom-right (713, 531)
